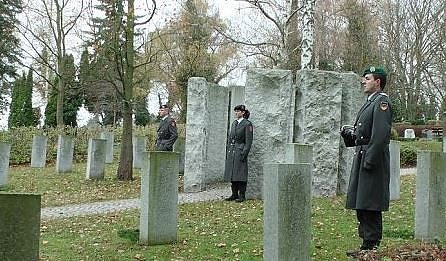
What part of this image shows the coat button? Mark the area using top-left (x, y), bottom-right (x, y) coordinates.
top-left (360, 151), bottom-right (363, 154)
top-left (360, 136), bottom-right (364, 139)
top-left (358, 123), bottom-right (362, 126)
top-left (354, 152), bottom-right (357, 155)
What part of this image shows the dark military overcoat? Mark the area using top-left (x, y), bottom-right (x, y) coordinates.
top-left (155, 115), bottom-right (178, 151)
top-left (346, 92), bottom-right (393, 211)
top-left (224, 119), bottom-right (253, 182)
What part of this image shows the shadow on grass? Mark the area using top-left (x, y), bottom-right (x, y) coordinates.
top-left (384, 228), bottom-right (414, 239)
top-left (118, 229), bottom-right (139, 243)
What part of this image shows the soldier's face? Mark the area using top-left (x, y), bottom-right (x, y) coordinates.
top-left (362, 74), bottom-right (380, 94)
top-left (159, 108), bottom-right (168, 117)
top-left (234, 110), bottom-right (244, 119)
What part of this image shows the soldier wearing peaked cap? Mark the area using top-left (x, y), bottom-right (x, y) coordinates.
top-left (155, 105), bottom-right (178, 151)
top-left (342, 66), bottom-right (393, 257)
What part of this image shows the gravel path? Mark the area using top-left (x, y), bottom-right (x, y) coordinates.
top-left (41, 183), bottom-right (230, 220)
top-left (41, 168), bottom-right (417, 221)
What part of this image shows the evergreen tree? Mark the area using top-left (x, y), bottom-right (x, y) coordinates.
top-left (8, 69), bottom-right (37, 128)
top-left (8, 73), bottom-right (25, 128)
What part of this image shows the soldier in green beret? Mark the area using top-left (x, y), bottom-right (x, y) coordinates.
top-left (342, 66), bottom-right (393, 257)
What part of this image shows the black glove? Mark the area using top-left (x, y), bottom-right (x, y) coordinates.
top-left (340, 125), bottom-right (356, 147)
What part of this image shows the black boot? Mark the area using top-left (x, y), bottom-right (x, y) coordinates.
top-left (235, 182), bottom-right (246, 203)
top-left (225, 182), bottom-right (238, 201)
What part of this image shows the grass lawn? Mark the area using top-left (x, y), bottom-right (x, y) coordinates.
top-left (39, 175), bottom-right (445, 260)
top-left (2, 163), bottom-right (141, 207)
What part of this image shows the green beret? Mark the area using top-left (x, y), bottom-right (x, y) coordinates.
top-left (362, 66), bottom-right (387, 77)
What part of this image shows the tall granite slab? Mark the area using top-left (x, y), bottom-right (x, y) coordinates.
top-left (227, 85), bottom-right (246, 138)
top-left (389, 140), bottom-right (401, 200)
top-left (86, 138), bottom-right (107, 180)
top-left (415, 151), bottom-right (446, 242)
top-left (285, 143), bottom-right (313, 164)
top-left (31, 135), bottom-right (47, 168)
top-left (263, 163), bottom-right (312, 261)
top-left (0, 193), bottom-right (41, 260)
top-left (244, 69), bottom-right (295, 199)
top-left (56, 135), bottom-right (74, 173)
top-left (0, 143), bottom-right (11, 186)
top-left (133, 136), bottom-right (146, 169)
top-left (140, 152), bottom-right (179, 245)
top-left (294, 70), bottom-right (364, 197)
top-left (443, 136), bottom-right (446, 153)
top-left (184, 77), bottom-right (229, 192)
top-left (173, 137), bottom-right (185, 174)
top-left (100, 131), bottom-right (114, 163)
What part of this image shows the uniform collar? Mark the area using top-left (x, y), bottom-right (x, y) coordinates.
top-left (237, 118), bottom-right (244, 123)
top-left (367, 92), bottom-right (379, 101)
top-left (162, 115), bottom-right (168, 121)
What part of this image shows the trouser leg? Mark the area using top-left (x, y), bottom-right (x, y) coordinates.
top-left (236, 181), bottom-right (247, 202)
top-left (356, 209), bottom-right (382, 248)
top-left (225, 181), bottom-right (239, 201)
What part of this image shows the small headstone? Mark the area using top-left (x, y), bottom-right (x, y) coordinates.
top-left (0, 143), bottom-right (11, 186)
top-left (389, 140), bottom-right (401, 200)
top-left (85, 138), bottom-right (107, 180)
top-left (263, 163), bottom-right (312, 261)
top-left (415, 151), bottom-right (446, 242)
top-left (56, 135), bottom-right (74, 173)
top-left (173, 137), bottom-right (185, 174)
top-left (443, 137), bottom-right (446, 153)
top-left (100, 131), bottom-right (114, 163)
top-left (425, 130), bottom-right (433, 140)
top-left (404, 129), bottom-right (416, 139)
top-left (133, 136), bottom-right (146, 169)
top-left (0, 193), bottom-right (41, 261)
top-left (139, 151), bottom-right (179, 245)
top-left (31, 135), bottom-right (48, 168)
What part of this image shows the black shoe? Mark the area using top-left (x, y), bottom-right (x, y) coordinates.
top-left (361, 240), bottom-right (380, 250)
top-left (235, 195), bottom-right (245, 203)
top-left (225, 195), bottom-right (238, 201)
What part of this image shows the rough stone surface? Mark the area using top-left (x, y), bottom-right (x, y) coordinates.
top-left (294, 70), bottom-right (364, 197)
top-left (0, 143), bottom-right (11, 186)
top-left (415, 151), bottom-right (446, 242)
top-left (86, 138), bottom-right (107, 180)
top-left (285, 143), bottom-right (313, 164)
top-left (133, 136), bottom-right (146, 169)
top-left (31, 135), bottom-right (47, 168)
top-left (56, 135), bottom-right (74, 173)
top-left (140, 152), bottom-right (179, 245)
top-left (244, 69), bottom-right (295, 199)
top-left (0, 193), bottom-right (41, 261)
top-left (173, 137), bottom-right (185, 174)
top-left (389, 140), bottom-right (401, 200)
top-left (184, 77), bottom-right (229, 192)
top-left (100, 131), bottom-right (114, 163)
top-left (263, 163), bottom-right (312, 261)
top-left (228, 85), bottom-right (245, 110)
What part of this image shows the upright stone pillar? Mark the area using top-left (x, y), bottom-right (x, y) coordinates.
top-left (133, 136), bottom-right (146, 169)
top-left (295, 70), bottom-right (364, 196)
top-left (86, 138), bottom-right (107, 180)
top-left (0, 143), bottom-right (11, 186)
top-left (140, 151), bottom-right (179, 245)
top-left (443, 136), bottom-right (446, 153)
top-left (184, 77), bottom-right (229, 192)
top-left (389, 140), bottom-right (401, 200)
top-left (0, 193), bottom-right (41, 261)
top-left (415, 151), bottom-right (446, 242)
top-left (244, 69), bottom-right (295, 199)
top-left (56, 135), bottom-right (74, 173)
top-left (100, 131), bottom-right (114, 163)
top-left (31, 135), bottom-right (47, 168)
top-left (229, 85), bottom-right (245, 109)
top-left (173, 137), bottom-right (185, 174)
top-left (263, 163), bottom-right (312, 261)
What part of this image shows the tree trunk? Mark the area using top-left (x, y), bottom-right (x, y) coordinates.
top-left (116, 0), bottom-right (135, 181)
top-left (300, 0), bottom-right (316, 69)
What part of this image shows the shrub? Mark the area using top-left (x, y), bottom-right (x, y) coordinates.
top-left (400, 144), bottom-right (417, 167)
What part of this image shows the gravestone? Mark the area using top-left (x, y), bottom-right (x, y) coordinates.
top-left (0, 193), bottom-right (41, 261)
top-left (404, 129), bottom-right (416, 139)
top-left (140, 151), bottom-right (179, 245)
top-left (389, 140), bottom-right (401, 200)
top-left (444, 136), bottom-right (446, 153)
top-left (184, 77), bottom-right (229, 192)
top-left (285, 143), bottom-right (313, 164)
top-left (263, 163), bottom-right (312, 261)
top-left (0, 143), bottom-right (11, 186)
top-left (133, 136), bottom-right (146, 169)
top-left (414, 151), bottom-right (446, 242)
top-left (56, 135), bottom-right (74, 173)
top-left (173, 137), bottom-right (185, 174)
top-left (31, 135), bottom-right (47, 168)
top-left (295, 70), bottom-right (364, 196)
top-left (244, 69), bottom-right (295, 199)
top-left (100, 131), bottom-right (114, 163)
top-left (86, 138), bottom-right (107, 180)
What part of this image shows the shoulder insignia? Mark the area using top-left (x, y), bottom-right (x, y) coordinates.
top-left (171, 120), bottom-right (176, 127)
top-left (247, 125), bottom-right (253, 132)
top-left (380, 101), bottom-right (389, 111)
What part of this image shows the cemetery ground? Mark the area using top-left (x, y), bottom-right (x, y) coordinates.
top-left (2, 162), bottom-right (446, 260)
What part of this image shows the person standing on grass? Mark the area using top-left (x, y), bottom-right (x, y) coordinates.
top-left (224, 105), bottom-right (253, 203)
top-left (155, 104), bottom-right (178, 151)
top-left (341, 66), bottom-right (393, 257)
